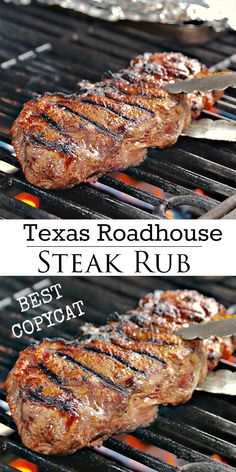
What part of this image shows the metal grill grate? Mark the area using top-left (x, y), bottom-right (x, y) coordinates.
top-left (0, 2), bottom-right (236, 218)
top-left (0, 276), bottom-right (235, 471)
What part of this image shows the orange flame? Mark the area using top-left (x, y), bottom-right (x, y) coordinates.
top-left (15, 193), bottom-right (40, 208)
top-left (116, 434), bottom-right (177, 466)
top-left (9, 459), bottom-right (38, 472)
top-left (212, 454), bottom-right (228, 464)
top-left (115, 173), bottom-right (175, 218)
top-left (195, 188), bottom-right (208, 198)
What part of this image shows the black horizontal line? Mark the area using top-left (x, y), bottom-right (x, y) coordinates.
top-left (27, 245), bottom-right (202, 248)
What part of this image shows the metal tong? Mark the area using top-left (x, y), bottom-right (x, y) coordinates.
top-left (165, 72), bottom-right (236, 94)
top-left (165, 72), bottom-right (236, 143)
top-left (176, 317), bottom-right (236, 340)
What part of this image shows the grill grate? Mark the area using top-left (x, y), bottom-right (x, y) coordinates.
top-left (0, 276), bottom-right (235, 471)
top-left (0, 2), bottom-right (236, 218)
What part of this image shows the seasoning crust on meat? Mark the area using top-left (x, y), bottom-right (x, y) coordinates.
top-left (6, 289), bottom-right (234, 455)
top-left (12, 52), bottom-right (223, 189)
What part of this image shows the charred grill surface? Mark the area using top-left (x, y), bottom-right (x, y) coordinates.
top-left (12, 52), bottom-right (223, 189)
top-left (5, 289), bottom-right (234, 455)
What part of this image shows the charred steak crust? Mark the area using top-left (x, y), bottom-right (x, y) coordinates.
top-left (11, 52), bottom-right (223, 189)
top-left (6, 289), bottom-right (234, 455)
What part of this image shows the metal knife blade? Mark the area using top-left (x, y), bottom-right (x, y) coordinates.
top-left (165, 72), bottom-right (236, 94)
top-left (175, 317), bottom-right (236, 340)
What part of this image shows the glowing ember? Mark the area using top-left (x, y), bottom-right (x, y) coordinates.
top-left (15, 193), bottom-right (40, 208)
top-left (212, 454), bottom-right (228, 464)
top-left (115, 434), bottom-right (181, 466)
top-left (115, 173), bottom-right (176, 219)
top-left (195, 188), bottom-right (209, 197)
top-left (9, 458), bottom-right (38, 472)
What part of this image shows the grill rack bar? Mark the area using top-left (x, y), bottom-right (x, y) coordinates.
top-left (0, 466), bottom-right (20, 472)
top-left (200, 195), bottom-right (236, 219)
top-left (0, 143), bottom-right (220, 219)
top-left (102, 438), bottom-right (175, 472)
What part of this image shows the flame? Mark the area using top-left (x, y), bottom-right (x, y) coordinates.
top-left (15, 193), bottom-right (40, 208)
top-left (116, 173), bottom-right (139, 187)
top-left (212, 454), bottom-right (228, 464)
top-left (116, 434), bottom-right (177, 466)
top-left (115, 173), bottom-right (175, 219)
top-left (9, 459), bottom-right (38, 472)
top-left (195, 188), bottom-right (209, 198)
top-left (166, 210), bottom-right (175, 219)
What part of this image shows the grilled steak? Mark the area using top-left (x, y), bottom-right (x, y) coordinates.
top-left (12, 52), bottom-right (223, 189)
top-left (6, 289), bottom-right (234, 455)
top-left (128, 289), bottom-right (234, 371)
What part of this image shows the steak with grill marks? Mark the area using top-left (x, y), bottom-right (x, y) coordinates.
top-left (6, 289), bottom-right (234, 455)
top-left (12, 52), bottom-right (223, 189)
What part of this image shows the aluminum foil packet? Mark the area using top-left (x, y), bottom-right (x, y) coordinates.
top-left (4, 0), bottom-right (236, 29)
top-left (197, 369), bottom-right (236, 395)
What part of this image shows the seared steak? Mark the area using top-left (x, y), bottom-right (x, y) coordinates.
top-left (12, 52), bottom-right (223, 189)
top-left (6, 289), bottom-right (234, 455)
top-left (128, 289), bottom-right (234, 370)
